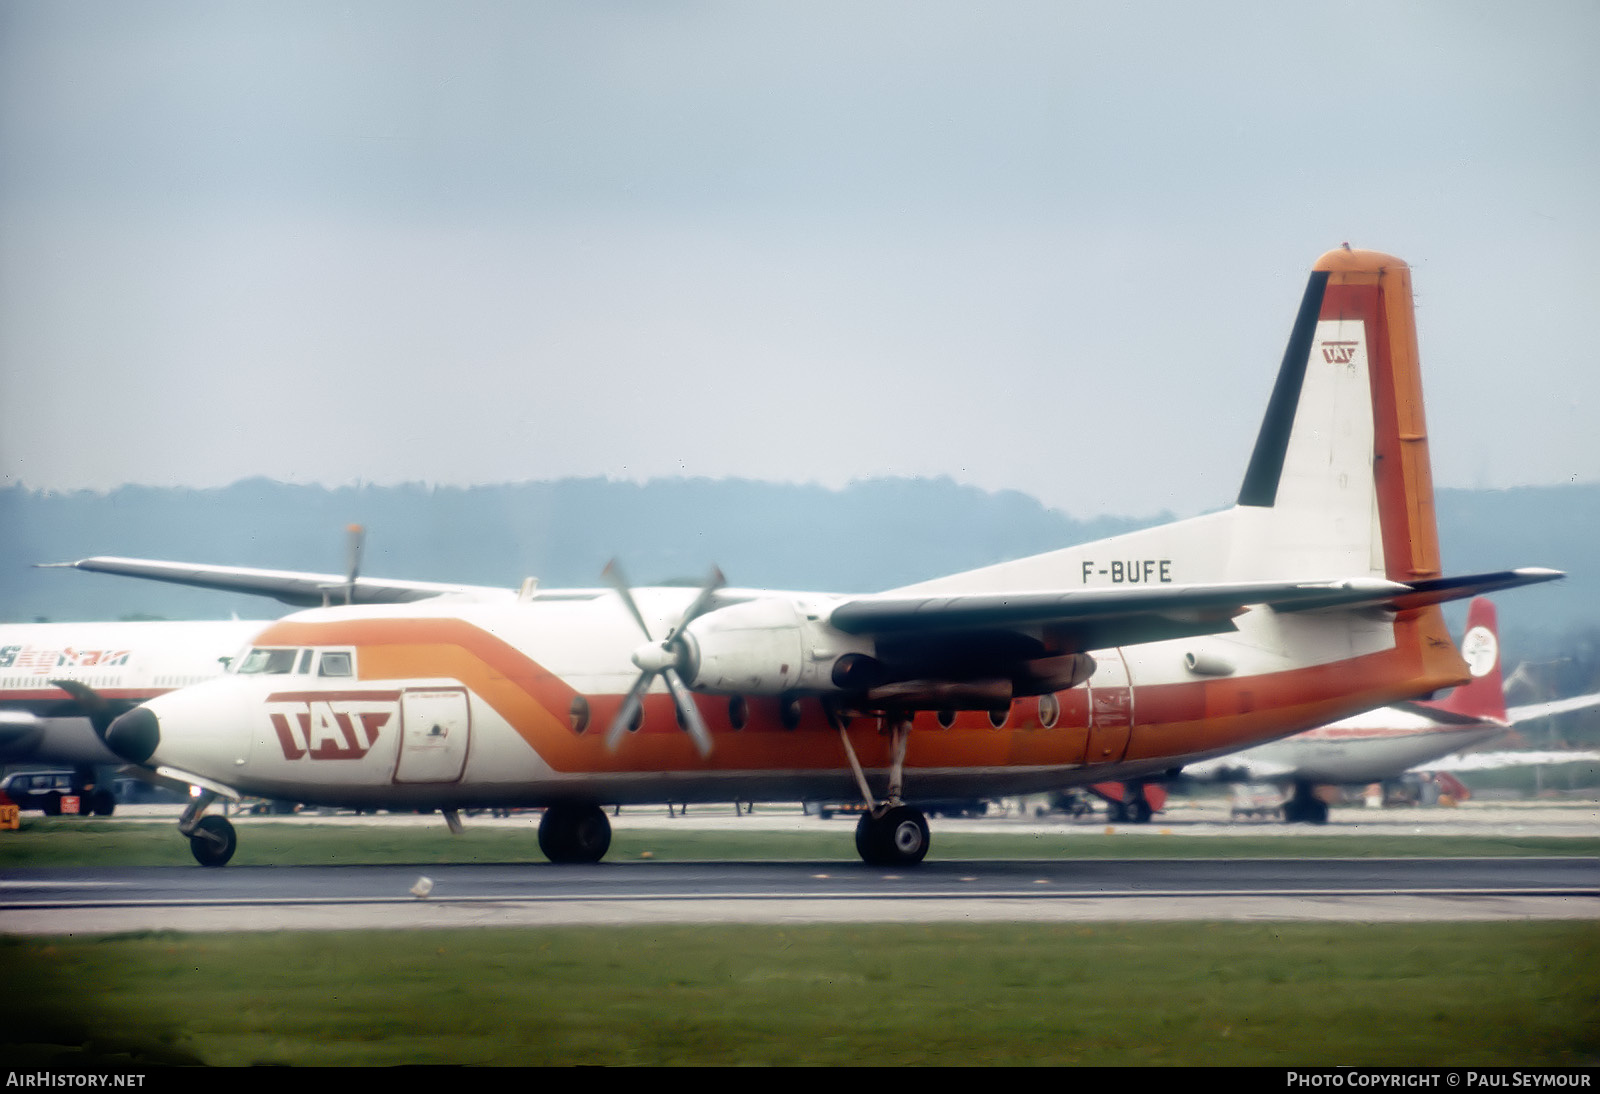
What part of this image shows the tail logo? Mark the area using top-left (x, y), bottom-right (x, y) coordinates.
top-left (1321, 340), bottom-right (1360, 365)
top-left (1461, 625), bottom-right (1498, 678)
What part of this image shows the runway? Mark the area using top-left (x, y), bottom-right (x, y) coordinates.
top-left (3, 799), bottom-right (1595, 933)
top-left (3, 856), bottom-right (1596, 933)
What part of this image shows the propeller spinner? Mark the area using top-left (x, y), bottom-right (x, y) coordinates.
top-left (602, 561), bottom-right (724, 757)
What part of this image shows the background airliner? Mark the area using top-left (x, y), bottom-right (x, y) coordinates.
top-left (1180, 597), bottom-right (1600, 821)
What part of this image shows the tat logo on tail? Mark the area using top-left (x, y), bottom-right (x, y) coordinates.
top-left (1321, 340), bottom-right (1360, 365)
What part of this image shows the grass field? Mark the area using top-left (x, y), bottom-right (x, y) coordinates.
top-left (5, 922), bottom-right (1597, 1066)
top-left (4, 816), bottom-right (1599, 866)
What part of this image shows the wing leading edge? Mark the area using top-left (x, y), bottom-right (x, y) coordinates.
top-left (37, 557), bottom-right (511, 608)
top-left (827, 568), bottom-right (1562, 652)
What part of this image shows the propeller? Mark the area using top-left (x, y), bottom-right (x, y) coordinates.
top-left (602, 561), bottom-right (725, 757)
top-left (320, 524), bottom-right (367, 606)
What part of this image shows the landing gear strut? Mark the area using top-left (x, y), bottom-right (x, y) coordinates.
top-left (837, 709), bottom-right (932, 867)
top-left (538, 803), bottom-right (612, 863)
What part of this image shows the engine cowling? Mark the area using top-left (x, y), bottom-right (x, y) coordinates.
top-left (681, 596), bottom-right (873, 696)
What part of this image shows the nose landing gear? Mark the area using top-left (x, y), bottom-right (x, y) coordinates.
top-left (179, 790), bottom-right (238, 867)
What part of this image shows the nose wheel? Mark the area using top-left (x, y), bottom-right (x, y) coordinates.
top-left (188, 815), bottom-right (237, 867)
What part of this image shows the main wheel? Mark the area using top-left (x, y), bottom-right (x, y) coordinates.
top-left (538, 804), bottom-right (612, 864)
top-left (88, 788), bottom-right (116, 817)
top-left (1127, 797), bottom-right (1153, 824)
top-left (189, 815), bottom-right (237, 867)
top-left (855, 806), bottom-right (930, 867)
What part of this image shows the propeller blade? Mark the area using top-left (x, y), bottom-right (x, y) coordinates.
top-left (604, 670), bottom-right (656, 752)
top-left (662, 668), bottom-right (714, 758)
top-left (344, 524), bottom-right (366, 605)
top-left (601, 559), bottom-right (654, 639)
top-left (48, 679), bottom-right (130, 738)
top-left (602, 560), bottom-right (726, 757)
top-left (669, 566), bottom-right (726, 643)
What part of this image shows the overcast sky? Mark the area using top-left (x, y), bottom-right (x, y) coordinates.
top-left (2, 1), bottom-right (1596, 519)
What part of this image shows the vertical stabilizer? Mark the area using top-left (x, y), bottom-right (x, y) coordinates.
top-left (1235, 249), bottom-right (1442, 584)
top-left (1425, 598), bottom-right (1509, 723)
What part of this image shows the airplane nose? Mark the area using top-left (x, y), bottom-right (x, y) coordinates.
top-left (106, 706), bottom-right (161, 764)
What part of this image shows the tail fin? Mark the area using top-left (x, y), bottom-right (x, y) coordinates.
top-left (1234, 247), bottom-right (1440, 584)
top-left (1424, 598), bottom-right (1509, 722)
top-left (894, 248), bottom-right (1450, 599)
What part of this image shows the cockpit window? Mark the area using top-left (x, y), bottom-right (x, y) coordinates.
top-left (237, 648), bottom-right (299, 675)
top-left (318, 651), bottom-right (353, 677)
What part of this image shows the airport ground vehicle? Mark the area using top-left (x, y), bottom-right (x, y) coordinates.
top-left (0, 769), bottom-right (115, 816)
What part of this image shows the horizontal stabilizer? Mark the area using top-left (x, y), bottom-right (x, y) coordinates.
top-left (1276, 568), bottom-right (1563, 614)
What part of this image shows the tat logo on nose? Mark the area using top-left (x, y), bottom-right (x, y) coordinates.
top-left (265, 690), bottom-right (400, 760)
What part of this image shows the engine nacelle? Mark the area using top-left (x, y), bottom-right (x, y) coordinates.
top-left (682, 596), bottom-right (872, 696)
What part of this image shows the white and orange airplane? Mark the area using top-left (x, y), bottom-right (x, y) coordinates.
top-left (97, 248), bottom-right (1563, 867)
top-left (1181, 597), bottom-right (1600, 822)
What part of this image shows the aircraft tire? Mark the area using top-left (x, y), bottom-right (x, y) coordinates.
top-left (1105, 799), bottom-right (1127, 823)
top-left (538, 804), bottom-right (611, 864)
top-left (855, 806), bottom-right (930, 867)
top-left (1128, 797), bottom-right (1153, 824)
top-left (853, 813), bottom-right (880, 863)
top-left (42, 794), bottom-right (61, 817)
top-left (189, 815), bottom-right (237, 867)
top-left (88, 789), bottom-right (116, 817)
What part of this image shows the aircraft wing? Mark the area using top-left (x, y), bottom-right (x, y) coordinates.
top-left (1507, 691), bottom-right (1600, 724)
top-left (826, 570), bottom-right (1561, 652)
top-left (37, 557), bottom-right (512, 609)
top-left (1417, 749), bottom-right (1600, 773)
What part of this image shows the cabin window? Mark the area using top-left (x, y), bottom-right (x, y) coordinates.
top-left (569, 695), bottom-right (590, 734)
top-left (237, 648), bottom-right (299, 675)
top-left (318, 651), bottom-right (353, 677)
top-left (779, 694), bottom-right (802, 730)
top-left (728, 695), bottom-right (748, 731)
top-left (988, 704), bottom-right (1010, 729)
top-left (1037, 693), bottom-right (1060, 729)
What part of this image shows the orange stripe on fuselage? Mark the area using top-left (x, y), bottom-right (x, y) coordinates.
top-left (253, 611), bottom-right (1468, 776)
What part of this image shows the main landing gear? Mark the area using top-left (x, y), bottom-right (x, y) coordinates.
top-left (837, 709), bottom-right (932, 868)
top-left (1282, 781), bottom-right (1329, 825)
top-left (538, 803), bottom-right (612, 864)
top-left (854, 805), bottom-right (930, 867)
